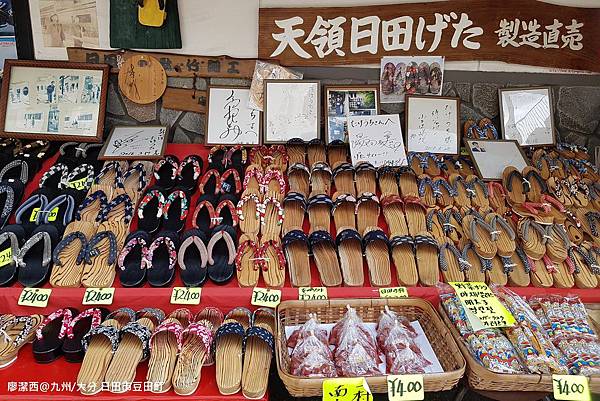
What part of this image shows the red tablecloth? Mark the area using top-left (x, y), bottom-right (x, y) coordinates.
top-left (2, 144), bottom-right (600, 400)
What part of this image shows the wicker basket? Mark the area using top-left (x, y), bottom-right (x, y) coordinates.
top-left (275, 298), bottom-right (466, 397)
top-left (439, 305), bottom-right (600, 394)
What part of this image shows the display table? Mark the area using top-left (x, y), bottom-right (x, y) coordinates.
top-left (2, 144), bottom-right (600, 400)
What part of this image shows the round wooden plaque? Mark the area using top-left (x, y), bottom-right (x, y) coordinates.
top-left (118, 54), bottom-right (167, 104)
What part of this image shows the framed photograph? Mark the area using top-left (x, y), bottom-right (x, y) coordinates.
top-left (324, 85), bottom-right (379, 144)
top-left (205, 86), bottom-right (261, 146)
top-left (499, 86), bottom-right (556, 147)
top-left (0, 59), bottom-right (109, 142)
top-left (465, 139), bottom-right (530, 181)
top-left (99, 125), bottom-right (168, 160)
top-left (263, 80), bottom-right (320, 144)
top-left (380, 56), bottom-right (444, 103)
top-left (405, 95), bottom-right (460, 155)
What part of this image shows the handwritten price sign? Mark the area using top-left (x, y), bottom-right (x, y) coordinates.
top-left (170, 287), bottom-right (202, 305)
top-left (379, 287), bottom-right (408, 299)
top-left (82, 288), bottom-right (115, 305)
top-left (18, 288), bottom-right (52, 308)
top-left (387, 375), bottom-right (424, 401)
top-left (552, 375), bottom-right (591, 401)
top-left (298, 287), bottom-right (328, 301)
top-left (449, 282), bottom-right (515, 331)
top-left (251, 288), bottom-right (281, 308)
top-left (323, 377), bottom-right (372, 401)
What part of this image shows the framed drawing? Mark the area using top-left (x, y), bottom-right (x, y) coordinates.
top-left (0, 60), bottom-right (109, 142)
top-left (499, 86), bottom-right (556, 147)
top-left (405, 95), bottom-right (460, 155)
top-left (324, 84), bottom-right (379, 144)
top-left (263, 80), bottom-right (320, 144)
top-left (99, 125), bottom-right (168, 160)
top-left (205, 86), bottom-right (261, 146)
top-left (465, 139), bottom-right (530, 181)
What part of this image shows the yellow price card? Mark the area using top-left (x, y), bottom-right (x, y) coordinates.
top-left (298, 287), bottom-right (328, 301)
top-left (387, 374), bottom-right (424, 401)
top-left (449, 282), bottom-right (515, 330)
top-left (251, 287), bottom-right (281, 308)
top-left (170, 287), bottom-right (201, 305)
top-left (552, 375), bottom-right (591, 401)
top-left (379, 287), bottom-right (408, 299)
top-left (82, 288), bottom-right (115, 305)
top-left (18, 288), bottom-right (52, 308)
top-left (323, 377), bottom-right (371, 401)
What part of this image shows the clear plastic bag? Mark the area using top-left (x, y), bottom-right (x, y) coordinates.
top-left (287, 313), bottom-right (328, 349)
top-left (382, 320), bottom-right (432, 374)
top-left (290, 331), bottom-right (337, 378)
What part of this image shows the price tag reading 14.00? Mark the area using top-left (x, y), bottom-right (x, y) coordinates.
top-left (387, 375), bottom-right (424, 401)
top-left (552, 375), bottom-right (591, 401)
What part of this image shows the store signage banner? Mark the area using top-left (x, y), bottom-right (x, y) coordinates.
top-left (258, 0), bottom-right (600, 72)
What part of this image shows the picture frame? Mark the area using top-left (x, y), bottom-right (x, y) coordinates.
top-left (405, 94), bottom-right (461, 155)
top-left (380, 56), bottom-right (444, 103)
top-left (324, 84), bottom-right (380, 144)
top-left (98, 125), bottom-right (168, 160)
top-left (465, 139), bottom-right (530, 181)
top-left (205, 85), bottom-right (261, 146)
top-left (498, 86), bottom-right (556, 147)
top-left (0, 59), bottom-right (109, 142)
top-left (263, 79), bottom-right (320, 144)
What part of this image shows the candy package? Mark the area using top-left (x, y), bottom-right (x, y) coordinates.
top-left (287, 313), bottom-right (328, 349)
top-left (290, 331), bottom-right (337, 378)
top-left (377, 308), bottom-right (432, 374)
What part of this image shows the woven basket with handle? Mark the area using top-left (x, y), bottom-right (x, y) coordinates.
top-left (275, 298), bottom-right (465, 397)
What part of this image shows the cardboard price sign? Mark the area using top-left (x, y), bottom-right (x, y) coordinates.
top-left (449, 282), bottom-right (515, 330)
top-left (170, 287), bottom-right (202, 305)
top-left (379, 287), bottom-right (408, 299)
top-left (323, 377), bottom-right (372, 401)
top-left (387, 374), bottom-right (424, 401)
top-left (18, 288), bottom-right (52, 308)
top-left (251, 288), bottom-right (281, 308)
top-left (82, 288), bottom-right (115, 305)
top-left (298, 287), bottom-right (328, 301)
top-left (552, 375), bottom-right (591, 401)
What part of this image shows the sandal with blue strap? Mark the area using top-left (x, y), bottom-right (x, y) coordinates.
top-left (363, 228), bottom-right (391, 287)
top-left (0, 225), bottom-right (26, 286)
top-left (215, 307), bottom-right (252, 395)
top-left (50, 230), bottom-right (90, 287)
top-left (336, 228), bottom-right (363, 286)
top-left (310, 230), bottom-right (342, 287)
top-left (81, 231), bottom-right (118, 288)
top-left (287, 163), bottom-right (310, 197)
top-left (414, 232), bottom-right (440, 286)
top-left (282, 230), bottom-right (311, 287)
top-left (390, 235), bottom-right (418, 286)
top-left (241, 308), bottom-right (275, 399)
top-left (332, 162), bottom-right (355, 196)
top-left (438, 240), bottom-right (466, 282)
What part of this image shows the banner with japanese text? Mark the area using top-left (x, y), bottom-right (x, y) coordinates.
top-left (258, 0), bottom-right (600, 72)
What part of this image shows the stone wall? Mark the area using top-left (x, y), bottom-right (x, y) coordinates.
top-left (104, 73), bottom-right (600, 157)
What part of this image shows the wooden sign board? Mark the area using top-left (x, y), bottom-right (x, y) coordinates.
top-left (258, 0), bottom-right (600, 72)
top-left (162, 87), bottom-right (207, 113)
top-left (67, 47), bottom-right (260, 78)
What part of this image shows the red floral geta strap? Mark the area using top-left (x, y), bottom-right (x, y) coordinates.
top-left (150, 320), bottom-right (184, 352)
top-left (257, 240), bottom-right (286, 272)
top-left (235, 239), bottom-right (260, 271)
top-left (66, 308), bottom-right (103, 339)
top-left (36, 308), bottom-right (74, 341)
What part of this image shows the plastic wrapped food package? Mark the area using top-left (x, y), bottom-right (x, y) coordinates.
top-left (287, 313), bottom-right (328, 349)
top-left (290, 331), bottom-right (337, 378)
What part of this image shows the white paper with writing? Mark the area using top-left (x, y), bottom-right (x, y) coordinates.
top-left (103, 126), bottom-right (166, 158)
top-left (501, 88), bottom-right (553, 146)
top-left (264, 81), bottom-right (319, 143)
top-left (467, 139), bottom-right (528, 180)
top-left (407, 97), bottom-right (458, 154)
top-left (207, 87), bottom-right (260, 145)
top-left (348, 114), bottom-right (407, 167)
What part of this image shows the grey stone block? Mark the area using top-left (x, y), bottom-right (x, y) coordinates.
top-left (454, 82), bottom-right (471, 103)
top-left (442, 82), bottom-right (455, 97)
top-left (472, 83), bottom-right (500, 118)
top-left (160, 108), bottom-right (182, 128)
top-left (209, 78), bottom-right (252, 87)
top-left (380, 102), bottom-right (404, 114)
top-left (106, 82), bottom-right (125, 116)
top-left (561, 131), bottom-right (588, 147)
top-left (460, 103), bottom-right (485, 125)
top-left (172, 127), bottom-right (192, 144)
top-left (167, 77), bottom-right (207, 90)
top-left (177, 112), bottom-right (205, 135)
top-left (122, 97), bottom-right (158, 123)
top-left (557, 86), bottom-right (600, 135)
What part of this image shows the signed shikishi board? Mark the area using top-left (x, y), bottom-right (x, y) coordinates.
top-left (118, 55), bottom-right (167, 104)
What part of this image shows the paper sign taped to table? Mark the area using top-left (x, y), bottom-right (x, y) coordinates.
top-left (0, 247), bottom-right (12, 268)
top-left (323, 377), bottom-right (371, 401)
top-left (449, 282), bottom-right (515, 331)
top-left (170, 287), bottom-right (201, 305)
top-left (348, 114), bottom-right (408, 167)
top-left (83, 288), bottom-right (115, 305)
top-left (379, 287), bottom-right (408, 298)
top-left (18, 288), bottom-right (52, 308)
top-left (387, 374), bottom-right (424, 401)
top-left (552, 375), bottom-right (591, 401)
top-left (251, 287), bottom-right (281, 308)
top-left (298, 287), bottom-right (328, 301)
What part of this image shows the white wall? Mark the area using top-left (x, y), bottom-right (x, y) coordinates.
top-left (29, 0), bottom-right (598, 74)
